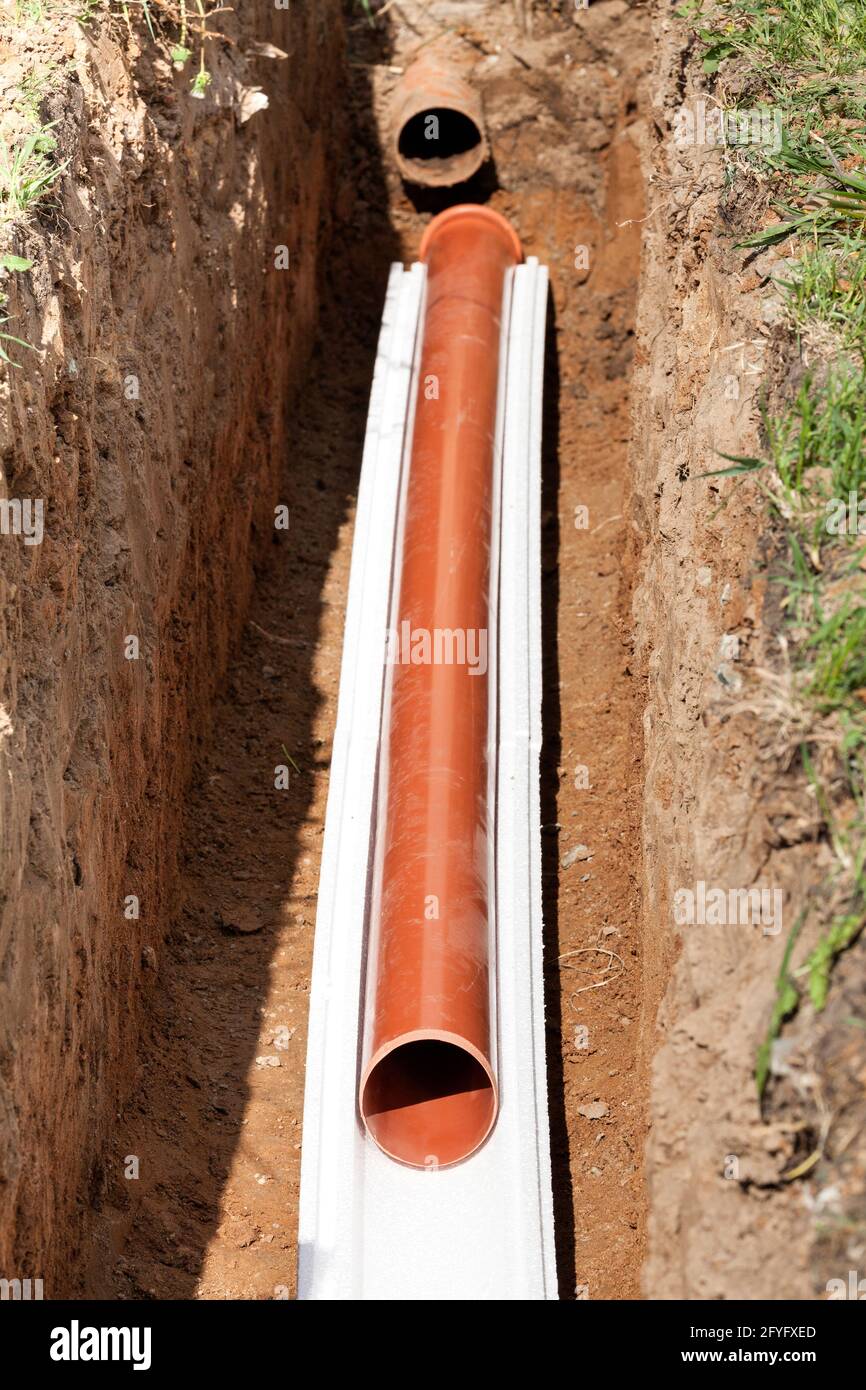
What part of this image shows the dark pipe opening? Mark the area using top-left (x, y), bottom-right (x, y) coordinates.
top-left (361, 1038), bottom-right (496, 1169)
top-left (397, 107), bottom-right (484, 183)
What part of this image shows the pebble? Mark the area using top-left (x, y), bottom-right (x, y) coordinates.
top-left (578, 1101), bottom-right (609, 1120)
top-left (562, 843), bottom-right (592, 867)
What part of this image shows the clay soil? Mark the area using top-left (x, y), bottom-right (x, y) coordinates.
top-left (76, 0), bottom-right (653, 1300)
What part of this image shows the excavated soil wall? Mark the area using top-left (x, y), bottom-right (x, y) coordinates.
top-left (0, 3), bottom-right (343, 1292)
top-left (632, 4), bottom-right (818, 1299)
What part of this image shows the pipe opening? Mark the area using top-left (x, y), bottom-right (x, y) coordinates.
top-left (361, 1039), bottom-right (496, 1169)
top-left (397, 107), bottom-right (484, 185)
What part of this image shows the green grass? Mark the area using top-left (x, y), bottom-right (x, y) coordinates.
top-left (0, 256), bottom-right (37, 366)
top-left (715, 363), bottom-right (866, 1023)
top-left (771, 371), bottom-right (866, 521)
top-left (742, 141), bottom-right (866, 247)
top-left (797, 746), bottom-right (866, 1009)
top-left (682, 2), bottom-right (866, 1046)
top-left (0, 307), bottom-right (38, 366)
top-left (756, 908), bottom-right (805, 1099)
top-left (0, 122), bottom-right (67, 223)
top-left (780, 239), bottom-right (866, 360)
top-left (14, 64), bottom-right (58, 124)
top-left (0, 0), bottom-right (223, 369)
top-left (690, 0), bottom-right (866, 79)
top-left (682, 1), bottom-right (866, 191)
top-left (14, 0), bottom-right (45, 21)
top-left (6, 0), bottom-right (218, 93)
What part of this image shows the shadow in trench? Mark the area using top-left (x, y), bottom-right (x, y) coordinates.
top-left (402, 156), bottom-right (501, 215)
top-left (539, 295), bottom-right (577, 1301)
top-left (76, 14), bottom-right (402, 1300)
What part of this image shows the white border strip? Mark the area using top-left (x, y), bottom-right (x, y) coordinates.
top-left (297, 258), bottom-right (555, 1300)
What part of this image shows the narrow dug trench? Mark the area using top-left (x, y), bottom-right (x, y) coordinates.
top-left (76, 0), bottom-right (652, 1300)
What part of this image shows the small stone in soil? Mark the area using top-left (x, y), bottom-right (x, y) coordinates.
top-left (562, 843), bottom-right (592, 867)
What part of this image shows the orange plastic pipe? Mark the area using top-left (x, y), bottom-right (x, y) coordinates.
top-left (389, 51), bottom-right (488, 187)
top-left (360, 206), bottom-right (522, 1169)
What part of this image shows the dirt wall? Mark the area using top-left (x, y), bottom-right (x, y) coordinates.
top-left (0, 3), bottom-right (343, 1292)
top-left (632, 3), bottom-right (817, 1300)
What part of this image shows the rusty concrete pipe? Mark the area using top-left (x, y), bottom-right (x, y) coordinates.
top-left (360, 206), bottom-right (522, 1169)
top-left (390, 51), bottom-right (488, 187)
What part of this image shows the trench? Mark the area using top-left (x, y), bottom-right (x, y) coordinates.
top-left (73, 0), bottom-right (651, 1300)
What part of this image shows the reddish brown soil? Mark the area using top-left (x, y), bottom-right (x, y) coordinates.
top-left (78, 0), bottom-right (652, 1299)
top-left (0, 3), bottom-right (343, 1294)
top-left (535, 127), bottom-right (648, 1302)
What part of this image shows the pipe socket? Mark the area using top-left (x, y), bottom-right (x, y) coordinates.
top-left (390, 51), bottom-right (488, 187)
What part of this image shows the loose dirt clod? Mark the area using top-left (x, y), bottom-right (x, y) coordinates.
top-left (578, 1102), bottom-right (610, 1121)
